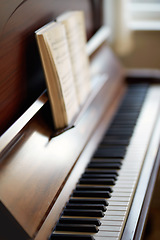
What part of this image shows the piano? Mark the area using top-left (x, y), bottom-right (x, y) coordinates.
top-left (0, 1), bottom-right (160, 239)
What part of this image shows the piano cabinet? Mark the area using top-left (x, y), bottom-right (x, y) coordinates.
top-left (0, 1), bottom-right (160, 240)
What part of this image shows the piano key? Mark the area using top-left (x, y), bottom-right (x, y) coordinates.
top-left (112, 113), bottom-right (139, 119)
top-left (112, 187), bottom-right (134, 193)
top-left (100, 140), bottom-right (130, 146)
top-left (63, 209), bottom-right (105, 217)
top-left (109, 122), bottom-right (136, 127)
top-left (93, 149), bottom-right (125, 158)
top-left (116, 107), bottom-right (142, 112)
top-left (107, 201), bottom-right (129, 206)
top-left (69, 198), bottom-right (108, 206)
top-left (55, 223), bottom-right (99, 233)
top-left (108, 196), bottom-right (131, 202)
top-left (72, 190), bottom-right (111, 198)
top-left (95, 237), bottom-right (119, 240)
top-left (90, 158), bottom-right (122, 163)
top-left (103, 210), bottom-right (126, 216)
top-left (100, 220), bottom-right (123, 226)
top-left (81, 174), bottom-right (117, 180)
top-left (50, 233), bottom-right (95, 240)
top-left (76, 186), bottom-right (113, 193)
top-left (94, 230), bottom-right (120, 237)
top-left (95, 145), bottom-right (127, 150)
top-left (106, 129), bottom-right (134, 136)
top-left (65, 203), bottom-right (107, 211)
top-left (103, 135), bottom-right (131, 140)
top-left (102, 215), bottom-right (125, 221)
top-left (110, 119), bottom-right (137, 125)
top-left (99, 225), bottom-right (121, 232)
top-left (107, 206), bottom-right (128, 211)
top-left (87, 163), bottom-right (121, 169)
top-left (79, 178), bottom-right (115, 185)
top-left (84, 170), bottom-right (118, 175)
top-left (59, 218), bottom-right (101, 226)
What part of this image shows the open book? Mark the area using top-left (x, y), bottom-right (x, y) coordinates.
top-left (35, 11), bottom-right (90, 129)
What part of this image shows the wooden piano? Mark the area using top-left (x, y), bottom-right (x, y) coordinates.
top-left (0, 1), bottom-right (160, 239)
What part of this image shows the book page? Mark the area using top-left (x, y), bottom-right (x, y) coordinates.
top-left (57, 11), bottom-right (91, 106)
top-left (36, 22), bottom-right (79, 127)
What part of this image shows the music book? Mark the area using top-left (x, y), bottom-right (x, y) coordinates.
top-left (35, 21), bottom-right (79, 129)
top-left (57, 11), bottom-right (91, 105)
top-left (35, 11), bottom-right (90, 130)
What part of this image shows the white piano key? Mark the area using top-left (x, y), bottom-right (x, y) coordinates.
top-left (108, 201), bottom-right (129, 206)
top-left (99, 225), bottom-right (121, 232)
top-left (107, 206), bottom-right (128, 211)
top-left (101, 220), bottom-right (123, 226)
top-left (95, 237), bottom-right (119, 240)
top-left (112, 187), bottom-right (134, 193)
top-left (111, 192), bottom-right (132, 197)
top-left (112, 183), bottom-right (135, 188)
top-left (104, 210), bottom-right (126, 216)
top-left (95, 230), bottom-right (120, 237)
top-left (102, 215), bottom-right (125, 221)
top-left (109, 196), bottom-right (131, 202)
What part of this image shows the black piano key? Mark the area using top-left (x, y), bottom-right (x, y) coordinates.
top-left (69, 198), bottom-right (108, 206)
top-left (116, 108), bottom-right (141, 113)
top-left (50, 233), bottom-right (95, 240)
top-left (111, 119), bottom-right (137, 125)
top-left (115, 111), bottom-right (139, 116)
top-left (63, 209), bottom-right (105, 217)
top-left (79, 178), bottom-right (115, 185)
top-left (109, 123), bottom-right (136, 130)
top-left (81, 173), bottom-right (117, 180)
top-left (106, 128), bottom-right (134, 135)
top-left (72, 190), bottom-right (111, 198)
top-left (87, 162), bottom-right (121, 169)
top-left (121, 96), bottom-right (145, 102)
top-left (93, 149), bottom-right (125, 158)
top-left (90, 158), bottom-right (122, 164)
top-left (76, 185), bottom-right (113, 193)
top-left (85, 169), bottom-right (118, 175)
top-left (103, 135), bottom-right (131, 141)
top-left (101, 138), bottom-right (130, 146)
top-left (65, 203), bottom-right (106, 211)
top-left (55, 223), bottom-right (99, 233)
top-left (95, 145), bottom-right (127, 151)
top-left (59, 218), bottom-right (101, 226)
top-left (112, 116), bottom-right (138, 122)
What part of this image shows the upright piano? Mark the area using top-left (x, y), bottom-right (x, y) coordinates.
top-left (0, 1), bottom-right (160, 240)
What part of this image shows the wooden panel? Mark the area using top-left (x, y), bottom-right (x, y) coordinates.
top-left (0, 0), bottom-right (97, 135)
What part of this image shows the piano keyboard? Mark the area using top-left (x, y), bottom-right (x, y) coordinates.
top-left (49, 84), bottom-right (160, 240)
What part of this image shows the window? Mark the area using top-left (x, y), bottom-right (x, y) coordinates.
top-left (128, 0), bottom-right (160, 30)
